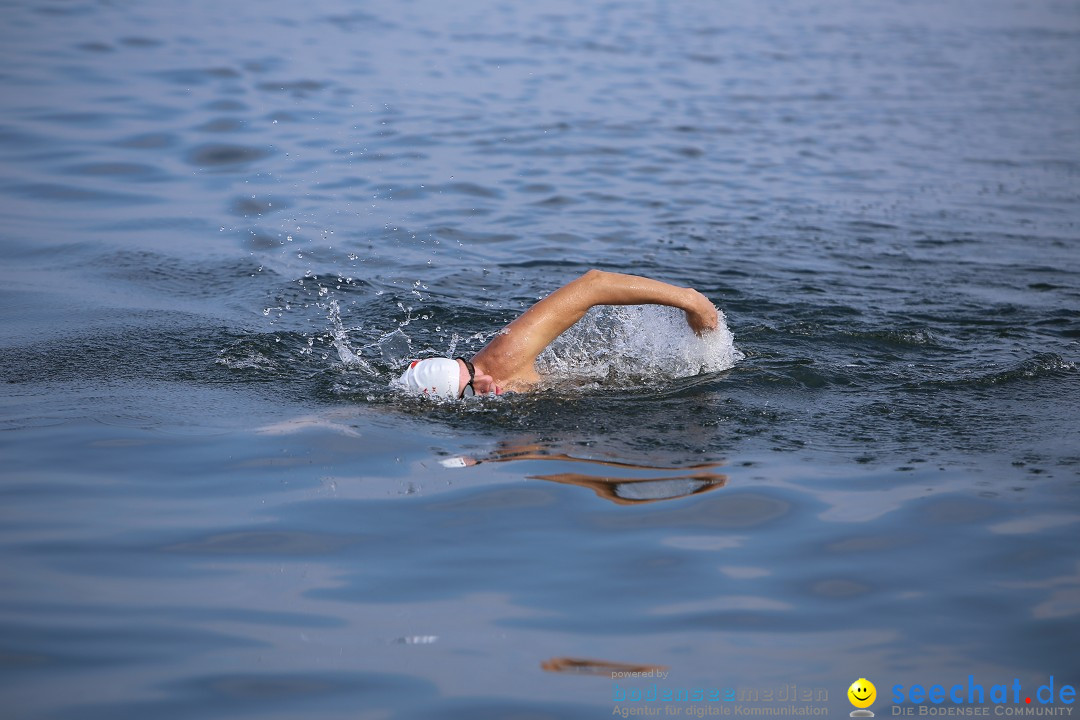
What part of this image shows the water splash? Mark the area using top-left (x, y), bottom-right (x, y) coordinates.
top-left (536, 304), bottom-right (742, 387)
top-left (328, 298), bottom-right (434, 374)
top-left (328, 299), bottom-right (375, 373)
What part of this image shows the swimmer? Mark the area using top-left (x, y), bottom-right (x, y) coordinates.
top-left (393, 269), bottom-right (719, 398)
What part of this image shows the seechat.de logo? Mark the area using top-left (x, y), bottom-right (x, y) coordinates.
top-left (891, 676), bottom-right (1076, 709)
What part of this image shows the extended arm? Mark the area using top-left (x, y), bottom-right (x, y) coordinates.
top-left (472, 270), bottom-right (718, 381)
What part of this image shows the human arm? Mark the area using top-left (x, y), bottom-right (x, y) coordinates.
top-left (472, 270), bottom-right (718, 381)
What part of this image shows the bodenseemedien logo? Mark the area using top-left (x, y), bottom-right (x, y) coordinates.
top-left (849, 678), bottom-right (877, 717)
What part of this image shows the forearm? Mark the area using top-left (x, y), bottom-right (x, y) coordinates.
top-left (585, 270), bottom-right (693, 311)
top-left (585, 270), bottom-right (718, 335)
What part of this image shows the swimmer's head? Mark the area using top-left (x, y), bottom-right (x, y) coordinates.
top-left (393, 357), bottom-right (476, 399)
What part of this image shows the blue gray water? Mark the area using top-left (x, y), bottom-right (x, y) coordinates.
top-left (1, 0), bottom-right (1079, 718)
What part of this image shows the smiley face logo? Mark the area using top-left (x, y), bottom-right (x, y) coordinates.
top-left (848, 678), bottom-right (876, 709)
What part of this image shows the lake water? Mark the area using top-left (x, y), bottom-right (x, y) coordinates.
top-left (1, 0), bottom-right (1078, 718)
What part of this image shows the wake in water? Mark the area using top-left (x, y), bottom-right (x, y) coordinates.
top-left (328, 297), bottom-right (742, 393)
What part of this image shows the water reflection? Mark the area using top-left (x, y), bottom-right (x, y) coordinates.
top-left (541, 657), bottom-right (667, 676)
top-left (536, 472), bottom-right (725, 505)
top-left (439, 443), bottom-right (728, 505)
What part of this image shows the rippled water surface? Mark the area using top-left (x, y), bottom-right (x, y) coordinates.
top-left (1, 0), bottom-right (1079, 718)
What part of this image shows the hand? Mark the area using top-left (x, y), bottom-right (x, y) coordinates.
top-left (682, 289), bottom-right (718, 335)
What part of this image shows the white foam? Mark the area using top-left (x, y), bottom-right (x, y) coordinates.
top-left (536, 304), bottom-right (742, 386)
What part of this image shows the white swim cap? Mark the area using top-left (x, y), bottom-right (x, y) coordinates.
top-left (394, 357), bottom-right (469, 399)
